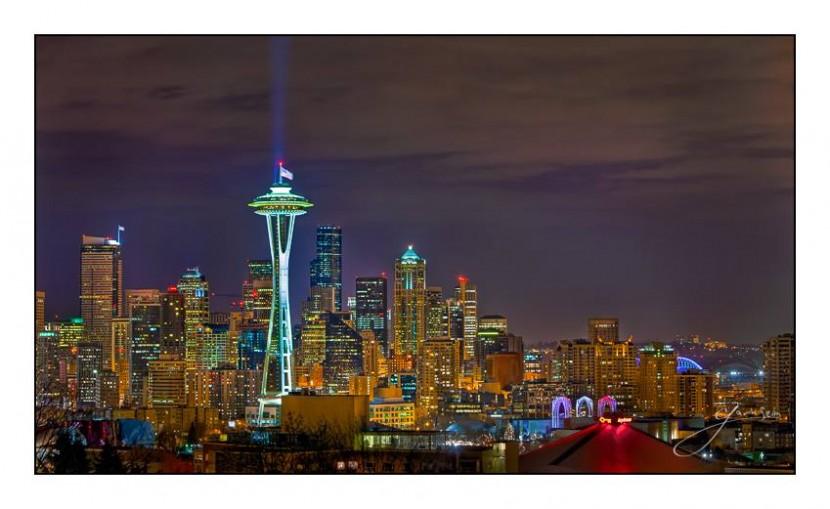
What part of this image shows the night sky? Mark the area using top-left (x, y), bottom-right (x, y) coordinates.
top-left (35, 36), bottom-right (794, 344)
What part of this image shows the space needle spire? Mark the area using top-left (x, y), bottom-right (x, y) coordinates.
top-left (249, 160), bottom-right (313, 424)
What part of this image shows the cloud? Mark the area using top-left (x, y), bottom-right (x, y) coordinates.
top-left (147, 85), bottom-right (189, 100)
top-left (35, 36), bottom-right (794, 342)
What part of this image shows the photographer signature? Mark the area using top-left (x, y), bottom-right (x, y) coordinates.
top-left (672, 404), bottom-right (777, 458)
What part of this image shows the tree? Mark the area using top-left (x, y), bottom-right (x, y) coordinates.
top-left (94, 442), bottom-right (124, 474)
top-left (503, 422), bottom-right (516, 441)
top-left (52, 430), bottom-right (89, 474)
top-left (186, 421), bottom-right (205, 446)
top-left (35, 355), bottom-right (71, 473)
top-left (123, 446), bottom-right (154, 474)
top-left (156, 428), bottom-right (178, 453)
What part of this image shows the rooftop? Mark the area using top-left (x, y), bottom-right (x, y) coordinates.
top-left (520, 422), bottom-right (720, 473)
top-left (399, 245), bottom-right (422, 263)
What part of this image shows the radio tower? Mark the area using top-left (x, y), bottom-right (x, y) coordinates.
top-left (249, 161), bottom-right (313, 423)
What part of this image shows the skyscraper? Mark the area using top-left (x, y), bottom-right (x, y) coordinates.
top-left (594, 336), bottom-right (638, 412)
top-left (128, 289), bottom-right (162, 406)
top-left (80, 234), bottom-right (123, 369)
top-left (446, 297), bottom-right (464, 342)
top-left (554, 339), bottom-right (596, 399)
top-left (762, 333), bottom-right (795, 422)
top-left (145, 355), bottom-right (187, 407)
top-left (476, 315), bottom-right (509, 372)
top-left (160, 286), bottom-right (185, 359)
top-left (248, 163), bottom-right (313, 419)
top-left (35, 290), bottom-right (46, 337)
top-left (178, 268), bottom-right (210, 372)
top-left (393, 246), bottom-right (426, 370)
top-left (111, 316), bottom-right (132, 406)
top-left (416, 337), bottom-right (460, 427)
top-left (478, 315), bottom-right (508, 334)
top-left (309, 225), bottom-right (342, 311)
top-left (36, 329), bottom-right (61, 400)
top-left (355, 276), bottom-right (388, 354)
top-left (455, 276), bottom-right (480, 374)
top-left (77, 340), bottom-right (103, 408)
top-left (53, 317), bottom-right (85, 348)
top-left (588, 318), bottom-right (619, 344)
top-left (192, 323), bottom-right (232, 371)
top-left (676, 369), bottom-right (715, 417)
top-left (323, 312), bottom-right (364, 394)
top-left (243, 259), bottom-right (273, 325)
top-left (237, 325), bottom-right (267, 371)
top-left (307, 286), bottom-right (337, 313)
top-left (638, 342), bottom-right (678, 415)
top-left (425, 286), bottom-right (446, 340)
top-left (360, 330), bottom-right (386, 378)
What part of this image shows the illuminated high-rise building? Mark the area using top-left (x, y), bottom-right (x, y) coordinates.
top-left (676, 369), bottom-right (715, 417)
top-left (346, 296), bottom-right (357, 322)
top-left (478, 315), bottom-right (508, 334)
top-left (127, 289), bottom-right (162, 406)
top-left (455, 276), bottom-right (478, 370)
top-left (416, 337), bottom-right (460, 427)
top-left (355, 276), bottom-right (388, 355)
top-left (522, 349), bottom-right (545, 381)
top-left (189, 367), bottom-right (260, 420)
top-left (307, 285), bottom-right (337, 313)
top-left (52, 317), bottom-right (85, 348)
top-left (178, 268), bottom-right (210, 371)
top-left (249, 162), bottom-right (313, 418)
top-left (594, 335), bottom-right (638, 412)
top-left (36, 329), bottom-right (62, 401)
top-left (323, 312), bottom-right (364, 394)
top-left (310, 225), bottom-right (342, 311)
top-left (638, 342), bottom-right (678, 415)
top-left (35, 290), bottom-right (46, 337)
top-left (297, 311), bottom-right (327, 379)
top-left (392, 246), bottom-right (426, 370)
top-left (476, 315), bottom-right (508, 372)
top-left (243, 259), bottom-right (273, 325)
top-left (425, 286), bottom-right (446, 340)
top-left (588, 318), bottom-right (619, 344)
top-left (192, 323), bottom-right (232, 371)
top-left (237, 325), bottom-right (267, 371)
top-left (44, 319), bottom-right (84, 406)
top-left (160, 286), bottom-right (185, 358)
top-left (762, 333), bottom-right (795, 422)
top-left (111, 317), bottom-right (132, 406)
top-left (77, 340), bottom-right (103, 408)
top-left (554, 339), bottom-right (596, 399)
top-left (99, 370), bottom-right (119, 409)
top-left (360, 330), bottom-right (387, 378)
top-left (446, 297), bottom-right (464, 341)
top-left (146, 355), bottom-right (187, 407)
top-left (80, 234), bottom-right (123, 369)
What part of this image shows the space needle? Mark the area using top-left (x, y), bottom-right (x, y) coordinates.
top-left (249, 160), bottom-right (313, 424)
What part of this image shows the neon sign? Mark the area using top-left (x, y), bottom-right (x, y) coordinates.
top-left (599, 416), bottom-right (632, 425)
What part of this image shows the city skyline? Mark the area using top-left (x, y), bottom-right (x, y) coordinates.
top-left (35, 36), bottom-right (793, 344)
top-left (33, 33), bottom-right (796, 478)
